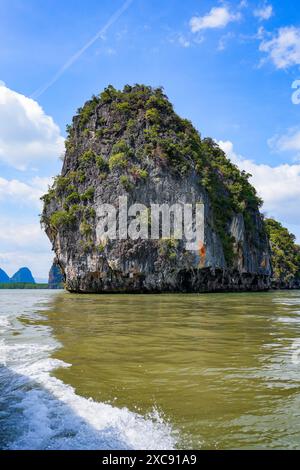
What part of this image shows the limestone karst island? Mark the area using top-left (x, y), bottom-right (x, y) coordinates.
top-left (42, 85), bottom-right (300, 293)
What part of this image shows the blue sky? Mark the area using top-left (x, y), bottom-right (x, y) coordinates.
top-left (0, 0), bottom-right (300, 279)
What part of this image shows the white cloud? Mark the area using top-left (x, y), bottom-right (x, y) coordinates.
top-left (178, 35), bottom-right (191, 48)
top-left (105, 47), bottom-right (117, 55)
top-left (254, 4), bottom-right (273, 21)
top-left (259, 26), bottom-right (300, 69)
top-left (268, 127), bottom-right (300, 154)
top-left (0, 250), bottom-right (53, 279)
top-left (190, 7), bottom-right (241, 33)
top-left (256, 26), bottom-right (266, 40)
top-left (0, 176), bottom-right (53, 208)
top-left (0, 83), bottom-right (64, 170)
top-left (0, 221), bottom-right (45, 248)
top-left (168, 32), bottom-right (195, 48)
top-left (0, 219), bottom-right (53, 278)
top-left (0, 85), bottom-right (60, 278)
top-left (0, 175), bottom-right (54, 277)
top-left (218, 32), bottom-right (235, 51)
top-left (218, 140), bottom-right (300, 238)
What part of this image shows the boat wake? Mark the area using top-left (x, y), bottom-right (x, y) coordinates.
top-left (0, 292), bottom-right (176, 450)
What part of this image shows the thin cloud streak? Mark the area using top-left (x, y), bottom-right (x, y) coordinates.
top-left (31, 0), bottom-right (134, 99)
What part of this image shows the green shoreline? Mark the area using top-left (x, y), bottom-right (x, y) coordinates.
top-left (0, 282), bottom-right (49, 289)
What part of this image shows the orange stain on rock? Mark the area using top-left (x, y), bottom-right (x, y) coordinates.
top-left (199, 242), bottom-right (206, 259)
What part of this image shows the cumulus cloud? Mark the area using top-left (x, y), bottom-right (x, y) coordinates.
top-left (0, 83), bottom-right (64, 170)
top-left (268, 127), bottom-right (300, 154)
top-left (254, 4), bottom-right (273, 21)
top-left (0, 218), bottom-right (53, 278)
top-left (178, 35), bottom-right (191, 48)
top-left (0, 176), bottom-right (53, 208)
top-left (218, 32), bottom-right (235, 51)
top-left (0, 250), bottom-right (53, 279)
top-left (218, 140), bottom-right (300, 236)
top-left (0, 221), bottom-right (45, 248)
top-left (0, 84), bottom-right (60, 277)
top-left (259, 26), bottom-right (300, 69)
top-left (0, 176), bottom-right (54, 277)
top-left (190, 6), bottom-right (241, 33)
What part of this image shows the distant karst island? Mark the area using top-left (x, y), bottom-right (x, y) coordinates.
top-left (40, 85), bottom-right (300, 294)
top-left (0, 264), bottom-right (64, 289)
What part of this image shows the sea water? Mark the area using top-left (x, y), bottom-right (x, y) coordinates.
top-left (1, 289), bottom-right (300, 449)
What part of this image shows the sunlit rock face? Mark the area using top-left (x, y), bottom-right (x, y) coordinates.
top-left (42, 85), bottom-right (272, 293)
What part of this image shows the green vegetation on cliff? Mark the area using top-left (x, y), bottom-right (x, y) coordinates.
top-left (264, 218), bottom-right (300, 287)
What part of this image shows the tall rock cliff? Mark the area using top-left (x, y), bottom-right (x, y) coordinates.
top-left (42, 85), bottom-right (271, 293)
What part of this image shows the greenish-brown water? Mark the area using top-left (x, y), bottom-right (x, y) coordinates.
top-left (1, 290), bottom-right (300, 449)
top-left (48, 291), bottom-right (300, 449)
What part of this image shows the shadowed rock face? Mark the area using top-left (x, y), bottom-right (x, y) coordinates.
top-left (48, 260), bottom-right (64, 289)
top-left (42, 85), bottom-right (272, 293)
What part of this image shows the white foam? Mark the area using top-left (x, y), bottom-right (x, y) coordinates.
top-left (0, 316), bottom-right (10, 333)
top-left (0, 292), bottom-right (176, 450)
top-left (7, 356), bottom-right (175, 450)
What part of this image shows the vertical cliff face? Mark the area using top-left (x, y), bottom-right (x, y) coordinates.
top-left (42, 85), bottom-right (271, 293)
